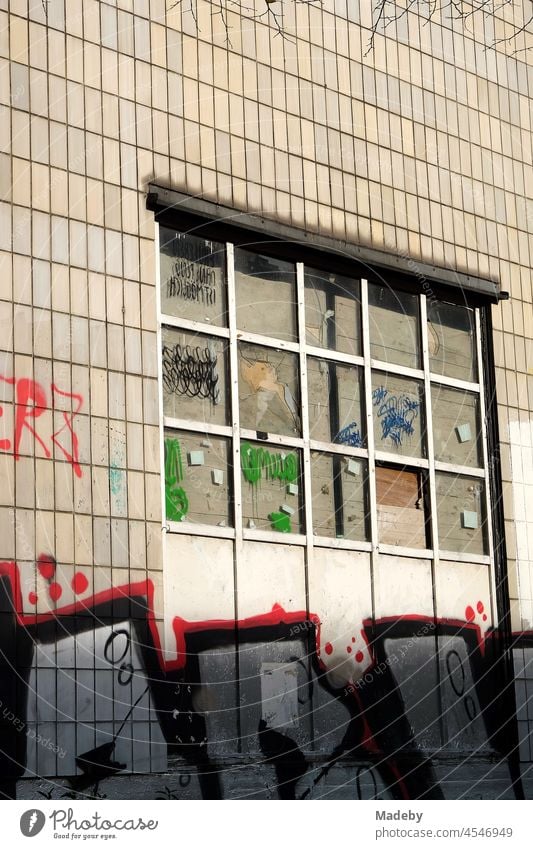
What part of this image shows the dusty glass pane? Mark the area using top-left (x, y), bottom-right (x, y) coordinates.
top-left (311, 452), bottom-right (368, 541)
top-left (304, 267), bottom-right (361, 356)
top-left (432, 385), bottom-right (483, 467)
top-left (376, 465), bottom-right (429, 548)
top-left (234, 249), bottom-right (297, 342)
top-left (164, 430), bottom-right (232, 527)
top-left (427, 301), bottom-right (477, 382)
top-left (238, 342), bottom-right (300, 437)
top-left (241, 441), bottom-right (303, 534)
top-left (159, 228), bottom-right (226, 325)
top-left (162, 327), bottom-right (229, 426)
top-left (368, 283), bottom-right (421, 368)
top-left (307, 357), bottom-right (365, 447)
top-left (372, 372), bottom-right (426, 458)
top-left (435, 472), bottom-right (488, 555)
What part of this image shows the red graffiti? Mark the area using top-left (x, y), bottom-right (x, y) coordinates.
top-left (0, 376), bottom-right (83, 476)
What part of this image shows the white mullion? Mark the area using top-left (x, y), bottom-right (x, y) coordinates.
top-left (434, 460), bottom-right (485, 478)
top-left (167, 521), bottom-right (236, 540)
top-left (309, 439), bottom-right (367, 459)
top-left (370, 358), bottom-right (425, 381)
top-left (227, 243), bottom-right (243, 544)
top-left (419, 294), bottom-right (443, 732)
top-left (313, 536), bottom-right (372, 553)
top-left (234, 328), bottom-right (300, 354)
top-left (238, 429), bottom-right (303, 449)
top-left (297, 261), bottom-right (314, 567)
top-left (420, 294), bottom-right (439, 594)
top-left (374, 450), bottom-right (429, 470)
top-left (304, 343), bottom-right (364, 368)
top-left (155, 222), bottom-right (168, 534)
top-left (361, 279), bottom-right (379, 609)
top-left (242, 529), bottom-right (307, 546)
top-left (160, 313), bottom-right (230, 339)
top-left (429, 372), bottom-right (480, 393)
top-left (378, 544), bottom-right (434, 560)
top-left (439, 549), bottom-right (491, 566)
top-left (475, 308), bottom-right (498, 625)
top-left (163, 417), bottom-right (232, 438)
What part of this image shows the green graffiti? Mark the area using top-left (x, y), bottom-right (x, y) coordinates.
top-left (240, 442), bottom-right (298, 485)
top-left (165, 437), bottom-right (189, 522)
top-left (268, 511), bottom-right (292, 533)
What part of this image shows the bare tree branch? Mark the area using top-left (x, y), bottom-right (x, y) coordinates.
top-left (167, 0), bottom-right (533, 55)
top-left (366, 0), bottom-right (533, 55)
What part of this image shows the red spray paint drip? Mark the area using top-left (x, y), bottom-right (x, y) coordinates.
top-left (49, 582), bottom-right (62, 602)
top-left (465, 605), bottom-right (475, 622)
top-left (72, 572), bottom-right (89, 595)
top-left (37, 555), bottom-right (56, 581)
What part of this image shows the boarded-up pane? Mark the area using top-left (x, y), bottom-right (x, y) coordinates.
top-left (376, 466), bottom-right (427, 548)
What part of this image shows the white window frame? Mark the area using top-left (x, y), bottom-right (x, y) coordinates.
top-left (156, 223), bottom-right (493, 571)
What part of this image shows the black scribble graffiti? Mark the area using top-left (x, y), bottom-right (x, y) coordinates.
top-left (162, 344), bottom-right (220, 404)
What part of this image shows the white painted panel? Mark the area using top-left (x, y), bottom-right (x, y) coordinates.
top-left (374, 554), bottom-right (434, 618)
top-left (434, 560), bottom-right (493, 635)
top-left (163, 533), bottom-right (235, 662)
top-left (309, 547), bottom-right (372, 687)
top-left (510, 419), bottom-right (533, 631)
top-left (237, 540), bottom-right (305, 618)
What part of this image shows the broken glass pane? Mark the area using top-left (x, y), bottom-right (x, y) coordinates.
top-left (372, 372), bottom-right (426, 458)
top-left (164, 430), bottom-right (232, 527)
top-left (162, 327), bottom-right (229, 426)
top-left (304, 267), bottom-right (361, 356)
top-left (368, 283), bottom-right (421, 368)
top-left (432, 385), bottom-right (483, 467)
top-left (435, 472), bottom-right (488, 555)
top-left (159, 228), bottom-right (226, 325)
top-left (427, 301), bottom-right (477, 383)
top-left (241, 441), bottom-right (303, 534)
top-left (238, 342), bottom-right (301, 437)
top-left (311, 452), bottom-right (369, 541)
top-left (235, 249), bottom-right (297, 342)
top-left (307, 357), bottom-right (365, 447)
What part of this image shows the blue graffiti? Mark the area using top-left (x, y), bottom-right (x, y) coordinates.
top-left (334, 421), bottom-right (363, 447)
top-left (372, 386), bottom-right (419, 447)
top-left (372, 385), bottom-right (388, 405)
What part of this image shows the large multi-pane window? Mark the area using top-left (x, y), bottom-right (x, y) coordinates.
top-left (158, 227), bottom-right (492, 562)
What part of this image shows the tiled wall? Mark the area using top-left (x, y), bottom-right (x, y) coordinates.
top-left (1, 0), bottom-right (532, 786)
